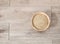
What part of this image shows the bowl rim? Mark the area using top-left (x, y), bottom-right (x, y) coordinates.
top-left (32, 12), bottom-right (50, 31)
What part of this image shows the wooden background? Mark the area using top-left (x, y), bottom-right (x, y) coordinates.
top-left (0, 0), bottom-right (60, 44)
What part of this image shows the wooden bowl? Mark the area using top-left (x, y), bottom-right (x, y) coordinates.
top-left (32, 12), bottom-right (50, 31)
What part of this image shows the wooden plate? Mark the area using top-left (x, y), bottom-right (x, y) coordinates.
top-left (32, 12), bottom-right (50, 31)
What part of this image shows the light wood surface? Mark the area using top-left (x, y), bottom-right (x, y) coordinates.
top-left (0, 0), bottom-right (60, 44)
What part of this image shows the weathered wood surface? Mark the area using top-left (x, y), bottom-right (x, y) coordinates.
top-left (0, 0), bottom-right (60, 44)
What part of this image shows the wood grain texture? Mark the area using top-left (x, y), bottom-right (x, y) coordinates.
top-left (0, 0), bottom-right (9, 7)
top-left (0, 0), bottom-right (60, 44)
